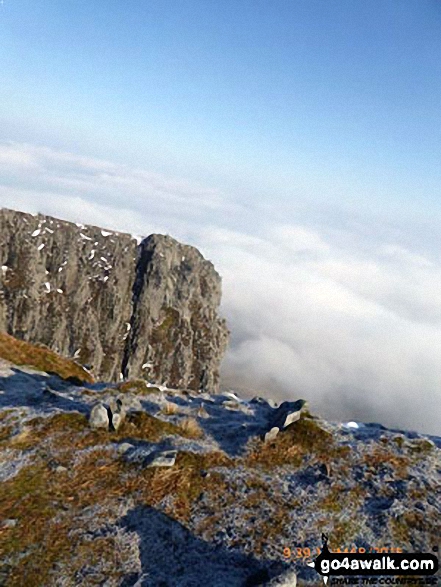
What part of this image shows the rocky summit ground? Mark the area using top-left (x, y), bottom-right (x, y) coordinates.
top-left (0, 334), bottom-right (440, 587)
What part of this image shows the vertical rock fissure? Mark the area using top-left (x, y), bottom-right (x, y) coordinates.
top-left (121, 238), bottom-right (153, 380)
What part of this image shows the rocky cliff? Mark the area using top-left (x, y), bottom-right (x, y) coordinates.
top-left (0, 208), bottom-right (228, 391)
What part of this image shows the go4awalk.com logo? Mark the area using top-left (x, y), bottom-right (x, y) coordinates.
top-left (307, 535), bottom-right (439, 585)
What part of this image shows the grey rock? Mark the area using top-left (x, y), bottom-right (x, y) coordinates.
top-left (264, 426), bottom-right (280, 443)
top-left (54, 465), bottom-right (68, 474)
top-left (270, 400), bottom-right (306, 430)
top-left (111, 411), bottom-right (124, 431)
top-left (121, 233), bottom-right (229, 392)
top-left (124, 445), bottom-right (156, 464)
top-left (108, 397), bottom-right (128, 430)
top-left (89, 403), bottom-right (110, 429)
top-left (222, 400), bottom-right (240, 410)
top-left (147, 450), bottom-right (177, 468)
top-left (251, 396), bottom-right (278, 408)
top-left (264, 400), bottom-right (306, 442)
top-left (120, 395), bottom-right (143, 413)
top-left (197, 405), bottom-right (210, 418)
top-left (0, 208), bottom-right (228, 391)
top-left (117, 442), bottom-right (135, 455)
top-left (1, 519), bottom-right (17, 529)
top-left (109, 397), bottom-right (124, 415)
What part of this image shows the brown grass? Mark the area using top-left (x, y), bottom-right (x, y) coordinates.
top-left (117, 379), bottom-right (161, 395)
top-left (0, 333), bottom-right (93, 383)
top-left (116, 411), bottom-right (186, 441)
top-left (244, 413), bottom-right (351, 470)
top-left (361, 446), bottom-right (410, 478)
top-left (0, 428), bottom-right (233, 587)
top-left (1, 408), bottom-right (207, 457)
top-left (178, 417), bottom-right (204, 439)
top-left (162, 401), bottom-right (179, 415)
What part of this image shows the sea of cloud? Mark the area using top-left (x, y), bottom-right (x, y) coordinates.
top-left (1, 141), bottom-right (440, 435)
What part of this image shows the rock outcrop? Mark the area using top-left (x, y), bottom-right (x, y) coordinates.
top-left (264, 399), bottom-right (307, 442)
top-left (0, 208), bottom-right (228, 390)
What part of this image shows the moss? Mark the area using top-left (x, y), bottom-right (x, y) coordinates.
top-left (0, 463), bottom-right (71, 586)
top-left (0, 390), bottom-right (237, 583)
top-left (111, 411), bottom-right (209, 443)
top-left (0, 333), bottom-right (93, 383)
top-left (113, 411), bottom-right (183, 442)
top-left (0, 409), bottom-right (16, 422)
top-left (389, 510), bottom-right (432, 546)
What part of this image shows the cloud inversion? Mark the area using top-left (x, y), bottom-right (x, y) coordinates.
top-left (1, 142), bottom-right (440, 435)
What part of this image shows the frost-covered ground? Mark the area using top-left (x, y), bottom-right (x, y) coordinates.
top-left (0, 358), bottom-right (440, 587)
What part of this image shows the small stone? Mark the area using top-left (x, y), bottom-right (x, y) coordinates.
top-left (147, 450), bottom-right (177, 468)
top-left (89, 403), bottom-right (110, 429)
top-left (55, 466), bottom-right (68, 474)
top-left (222, 400), bottom-right (240, 410)
top-left (250, 396), bottom-right (278, 408)
top-left (111, 411), bottom-right (124, 431)
top-left (118, 442), bottom-right (135, 455)
top-left (1, 519), bottom-right (17, 529)
top-left (197, 405), bottom-right (209, 418)
top-left (264, 426), bottom-right (280, 443)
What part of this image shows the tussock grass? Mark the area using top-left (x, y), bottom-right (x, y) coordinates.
top-left (0, 333), bottom-right (93, 383)
top-left (178, 417), bottom-right (204, 439)
top-left (117, 379), bottom-right (161, 395)
top-left (116, 411), bottom-right (185, 442)
top-left (244, 412), bottom-right (350, 469)
top-left (162, 401), bottom-right (179, 415)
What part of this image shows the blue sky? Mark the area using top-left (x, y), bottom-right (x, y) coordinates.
top-left (1, 1), bottom-right (441, 432)
top-left (1, 0), bottom-right (441, 212)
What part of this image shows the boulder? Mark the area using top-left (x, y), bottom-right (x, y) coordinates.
top-left (147, 450), bottom-right (177, 468)
top-left (111, 411), bottom-right (124, 431)
top-left (264, 399), bottom-right (306, 442)
top-left (89, 403), bottom-right (110, 429)
top-left (120, 395), bottom-right (143, 413)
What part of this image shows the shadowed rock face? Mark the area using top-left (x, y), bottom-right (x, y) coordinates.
top-left (0, 208), bottom-right (228, 390)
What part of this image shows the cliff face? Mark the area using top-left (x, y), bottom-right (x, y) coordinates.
top-left (0, 208), bottom-right (228, 390)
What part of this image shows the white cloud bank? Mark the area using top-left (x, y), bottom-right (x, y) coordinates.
top-left (1, 141), bottom-right (440, 435)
